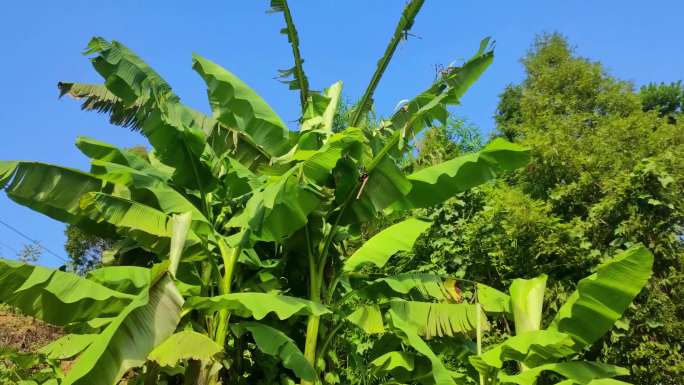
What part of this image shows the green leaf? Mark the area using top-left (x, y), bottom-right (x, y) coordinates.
top-left (85, 37), bottom-right (177, 106)
top-left (232, 321), bottom-right (317, 381)
top-left (76, 136), bottom-right (173, 181)
top-left (0, 161), bottom-right (113, 237)
top-left (79, 192), bottom-right (176, 254)
top-left (370, 351), bottom-right (415, 372)
top-left (548, 245), bottom-right (654, 349)
top-left (39, 334), bottom-right (96, 360)
top-left (87, 159), bottom-right (209, 229)
top-left (389, 300), bottom-right (487, 339)
top-left (185, 292), bottom-right (330, 320)
top-left (346, 304), bottom-right (385, 334)
top-left (0, 259), bottom-right (135, 325)
top-left (348, 156), bottom-right (413, 223)
top-left (477, 283), bottom-right (512, 315)
top-left (85, 266), bottom-right (151, 295)
top-left (343, 218), bottom-right (431, 271)
top-left (357, 273), bottom-right (455, 302)
top-left (469, 330), bottom-right (576, 372)
top-left (147, 330), bottom-right (222, 367)
top-left (388, 306), bottom-right (458, 385)
top-left (510, 274), bottom-right (547, 335)
top-left (392, 138), bottom-right (530, 210)
top-left (268, 0), bottom-right (310, 109)
top-left (300, 81), bottom-right (343, 135)
top-left (497, 361), bottom-right (629, 385)
top-left (350, 0), bottom-right (426, 126)
top-left (226, 168), bottom-right (319, 241)
top-left (62, 270), bottom-right (183, 385)
top-left (84, 38), bottom-right (215, 190)
top-left (387, 37), bottom-right (494, 141)
top-left (583, 380), bottom-right (633, 385)
top-left (298, 127), bottom-right (365, 184)
top-left (193, 54), bottom-right (293, 157)
top-left (58, 82), bottom-right (149, 130)
top-left (140, 103), bottom-right (216, 190)
top-left (168, 212), bottom-right (192, 277)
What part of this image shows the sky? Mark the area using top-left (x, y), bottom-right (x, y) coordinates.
top-left (0, 0), bottom-right (682, 267)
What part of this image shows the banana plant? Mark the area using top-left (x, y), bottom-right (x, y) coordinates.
top-left (470, 245), bottom-right (654, 385)
top-left (0, 1), bottom-right (531, 384)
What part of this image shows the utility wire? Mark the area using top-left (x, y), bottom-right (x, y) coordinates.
top-left (0, 240), bottom-right (19, 255)
top-left (0, 218), bottom-right (68, 263)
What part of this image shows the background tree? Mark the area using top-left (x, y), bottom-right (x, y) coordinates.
top-left (63, 225), bottom-right (115, 274)
top-left (413, 33), bottom-right (683, 385)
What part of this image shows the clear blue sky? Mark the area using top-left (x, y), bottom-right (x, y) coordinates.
top-left (1, 1), bottom-right (682, 266)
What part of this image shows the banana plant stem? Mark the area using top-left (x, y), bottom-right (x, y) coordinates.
top-left (302, 225), bottom-right (321, 385)
top-left (214, 239), bottom-right (241, 348)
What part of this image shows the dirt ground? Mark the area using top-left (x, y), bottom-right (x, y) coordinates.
top-left (0, 308), bottom-right (63, 353)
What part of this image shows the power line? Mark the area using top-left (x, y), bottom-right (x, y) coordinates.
top-left (0, 240), bottom-right (19, 255)
top-left (0, 218), bottom-right (68, 263)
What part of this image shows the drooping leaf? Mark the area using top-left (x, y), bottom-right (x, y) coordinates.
top-left (85, 37), bottom-right (177, 107)
top-left (548, 245), bottom-right (653, 349)
top-left (510, 274), bottom-right (547, 335)
top-left (370, 351), bottom-right (415, 373)
top-left (298, 127), bottom-right (365, 184)
top-left (140, 103), bottom-right (216, 191)
top-left (356, 273), bottom-right (455, 302)
top-left (477, 283), bottom-right (512, 315)
top-left (469, 330), bottom-right (576, 373)
top-left (226, 168), bottom-right (319, 242)
top-left (389, 300), bottom-right (487, 339)
top-left (392, 138), bottom-right (530, 210)
top-left (496, 361), bottom-right (629, 385)
top-left (84, 38), bottom-right (215, 190)
top-left (193, 54), bottom-right (293, 157)
top-left (76, 136), bottom-right (173, 182)
top-left (0, 259), bottom-right (135, 325)
top-left (232, 321), bottom-right (317, 381)
top-left (389, 306), bottom-right (458, 385)
top-left (186, 292), bottom-right (330, 320)
top-left (346, 304), bottom-right (385, 334)
top-left (85, 266), bottom-right (151, 295)
top-left (343, 218), bottom-right (431, 271)
top-left (86, 157), bottom-right (208, 225)
top-left (79, 192), bottom-right (175, 253)
top-left (0, 161), bottom-right (113, 237)
top-left (147, 330), bottom-right (222, 367)
top-left (39, 334), bottom-right (96, 360)
top-left (58, 82), bottom-right (149, 130)
top-left (62, 269), bottom-right (183, 385)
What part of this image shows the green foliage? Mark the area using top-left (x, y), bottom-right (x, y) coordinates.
top-left (470, 246), bottom-right (652, 385)
top-left (638, 81), bottom-right (684, 117)
top-left (416, 33), bottom-right (683, 385)
top-left (0, 6), bottom-right (659, 385)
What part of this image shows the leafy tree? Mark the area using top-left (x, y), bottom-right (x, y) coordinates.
top-left (417, 33), bottom-right (684, 385)
top-left (64, 225), bottom-right (115, 274)
top-left (413, 117), bottom-right (483, 171)
top-left (638, 81), bottom-right (683, 118)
